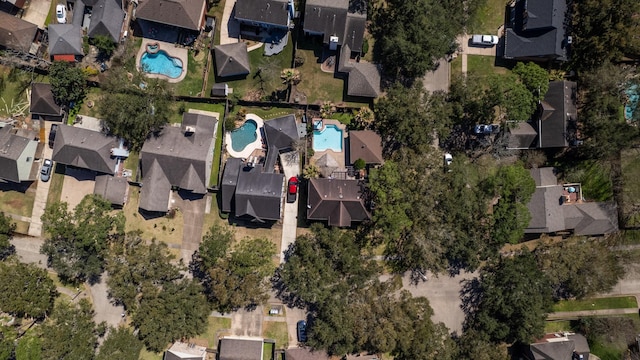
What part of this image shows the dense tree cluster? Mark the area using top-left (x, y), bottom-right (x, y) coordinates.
top-left (0, 260), bottom-right (57, 319)
top-left (0, 212), bottom-right (15, 260)
top-left (191, 225), bottom-right (276, 313)
top-left (96, 327), bottom-right (143, 360)
top-left (49, 61), bottom-right (87, 107)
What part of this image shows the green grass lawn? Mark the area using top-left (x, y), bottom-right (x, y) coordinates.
top-left (544, 320), bottom-right (572, 333)
top-left (468, 0), bottom-right (508, 34)
top-left (211, 117), bottom-right (224, 187)
top-left (174, 50), bottom-right (206, 97)
top-left (563, 161), bottom-right (613, 202)
top-left (466, 55), bottom-right (510, 77)
top-left (139, 348), bottom-right (163, 360)
top-left (123, 152), bottom-right (140, 182)
top-left (46, 164), bottom-right (66, 207)
top-left (552, 296), bottom-right (638, 312)
top-left (262, 321), bottom-right (288, 349)
top-left (208, 0), bottom-right (226, 46)
top-left (0, 182), bottom-right (35, 218)
top-left (0, 66), bottom-right (48, 117)
top-left (202, 316), bottom-right (232, 348)
top-left (622, 148), bottom-right (640, 226)
top-left (294, 38), bottom-right (347, 105)
top-left (262, 342), bottom-right (274, 360)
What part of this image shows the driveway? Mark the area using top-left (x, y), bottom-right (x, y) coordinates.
top-left (422, 58), bottom-right (450, 93)
top-left (230, 306), bottom-right (264, 337)
top-left (278, 151), bottom-right (300, 263)
top-left (173, 190), bottom-right (206, 265)
top-left (60, 168), bottom-right (96, 210)
top-left (22, 0), bottom-right (52, 29)
top-left (28, 121), bottom-right (54, 237)
top-left (283, 304), bottom-right (306, 348)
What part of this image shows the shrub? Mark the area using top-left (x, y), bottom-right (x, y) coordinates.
top-left (354, 158), bottom-right (366, 170)
top-left (362, 38), bottom-right (369, 55)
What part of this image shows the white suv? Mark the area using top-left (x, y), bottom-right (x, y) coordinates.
top-left (471, 35), bottom-right (499, 46)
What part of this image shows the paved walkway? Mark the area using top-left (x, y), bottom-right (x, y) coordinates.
top-left (278, 151), bottom-right (300, 263)
top-left (23, 0), bottom-right (52, 29)
top-left (28, 121), bottom-right (54, 237)
top-left (548, 308), bottom-right (638, 320)
top-left (220, 0), bottom-right (239, 45)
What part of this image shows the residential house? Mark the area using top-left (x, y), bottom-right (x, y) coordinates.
top-left (233, 164), bottom-right (284, 222)
top-left (214, 43), bottom-right (251, 78)
top-left (30, 83), bottom-right (64, 121)
top-left (508, 81), bottom-right (577, 149)
top-left (47, 24), bottom-right (84, 61)
top-left (337, 44), bottom-right (381, 98)
top-left (526, 167), bottom-right (618, 236)
top-left (135, 0), bottom-right (207, 32)
top-left (94, 174), bottom-right (128, 207)
top-left (307, 178), bottom-right (370, 227)
top-left (524, 333), bottom-right (590, 360)
top-left (0, 125), bottom-right (39, 183)
top-left (0, 12), bottom-right (38, 54)
top-left (285, 348), bottom-right (329, 360)
top-left (263, 114), bottom-right (299, 170)
top-left (503, 0), bottom-right (570, 62)
top-left (348, 130), bottom-right (383, 165)
top-left (139, 112), bottom-right (217, 213)
top-left (221, 157), bottom-right (242, 213)
top-left (0, 0), bottom-right (26, 15)
top-left (52, 124), bottom-right (119, 174)
top-left (234, 0), bottom-right (294, 30)
top-left (303, 0), bottom-right (366, 52)
top-left (219, 337), bottom-right (269, 360)
top-left (163, 341), bottom-right (207, 360)
top-left (87, 0), bottom-right (126, 43)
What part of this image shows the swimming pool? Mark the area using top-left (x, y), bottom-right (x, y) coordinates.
top-left (626, 85), bottom-right (638, 121)
top-left (230, 119), bottom-right (258, 152)
top-left (140, 50), bottom-right (183, 79)
top-left (313, 124), bottom-right (343, 152)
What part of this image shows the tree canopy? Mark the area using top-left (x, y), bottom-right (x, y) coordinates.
top-left (512, 62), bottom-right (549, 103)
top-left (0, 212), bottom-right (15, 260)
top-left (0, 260), bottom-right (57, 319)
top-left (49, 61), bottom-right (87, 107)
top-left (191, 225), bottom-right (276, 313)
top-left (40, 299), bottom-right (101, 360)
top-left (41, 195), bottom-right (125, 284)
top-left (96, 327), bottom-right (143, 360)
top-left (99, 68), bottom-right (173, 151)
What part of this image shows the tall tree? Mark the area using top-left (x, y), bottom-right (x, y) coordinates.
top-left (0, 212), bottom-right (15, 260)
top-left (40, 299), bottom-right (101, 360)
top-left (49, 61), bottom-right (87, 107)
top-left (0, 261), bottom-right (58, 319)
top-left (512, 62), bottom-right (550, 102)
top-left (0, 326), bottom-right (16, 360)
top-left (191, 225), bottom-right (276, 313)
top-left (15, 335), bottom-right (41, 360)
top-left (41, 195), bottom-right (125, 284)
top-left (96, 327), bottom-right (142, 360)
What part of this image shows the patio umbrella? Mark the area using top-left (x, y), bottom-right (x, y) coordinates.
top-left (316, 153), bottom-right (339, 178)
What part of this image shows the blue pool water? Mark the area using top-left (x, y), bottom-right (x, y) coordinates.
top-left (140, 50), bottom-right (183, 79)
top-left (313, 124), bottom-right (343, 152)
top-left (626, 85), bottom-right (638, 121)
top-left (230, 119), bottom-right (258, 152)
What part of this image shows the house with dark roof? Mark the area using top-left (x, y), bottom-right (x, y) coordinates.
top-left (303, 0), bottom-right (366, 52)
top-left (87, 0), bottom-right (125, 42)
top-left (94, 174), bottom-right (128, 207)
top-left (508, 80), bottom-right (577, 149)
top-left (214, 43), bottom-right (251, 78)
top-left (234, 0), bottom-right (295, 30)
top-left (348, 130), bottom-right (383, 165)
top-left (503, 0), bottom-right (570, 62)
top-left (221, 157), bottom-right (242, 212)
top-left (30, 83), bottom-right (64, 121)
top-left (234, 165), bottom-right (284, 222)
top-left (52, 124), bottom-right (119, 174)
top-left (307, 178), bottom-right (370, 227)
top-left (0, 12), bottom-right (38, 54)
top-left (48, 24), bottom-right (84, 61)
top-left (0, 0), bottom-right (27, 15)
top-left (524, 333), bottom-right (589, 360)
top-left (139, 112), bottom-right (217, 212)
top-left (337, 44), bottom-right (381, 98)
top-left (219, 337), bottom-right (269, 360)
top-left (135, 0), bottom-right (207, 32)
top-left (526, 167), bottom-right (618, 236)
top-left (0, 125), bottom-right (39, 183)
top-left (284, 348), bottom-right (329, 360)
top-left (164, 341), bottom-right (207, 360)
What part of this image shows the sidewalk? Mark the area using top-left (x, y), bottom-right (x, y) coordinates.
top-left (547, 308), bottom-right (638, 320)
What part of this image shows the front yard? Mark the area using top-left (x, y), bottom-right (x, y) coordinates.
top-left (552, 296), bottom-right (638, 312)
top-left (122, 188), bottom-right (184, 247)
top-left (0, 181), bottom-right (35, 218)
top-left (468, 0), bottom-right (508, 35)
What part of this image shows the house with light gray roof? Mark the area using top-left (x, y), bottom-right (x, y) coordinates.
top-left (139, 112), bottom-right (217, 213)
top-left (88, 0), bottom-right (125, 42)
top-left (52, 124), bottom-right (118, 174)
top-left (214, 43), bottom-right (250, 78)
top-left (48, 24), bottom-right (84, 60)
top-left (337, 44), bottom-right (381, 98)
top-left (0, 125), bottom-right (39, 183)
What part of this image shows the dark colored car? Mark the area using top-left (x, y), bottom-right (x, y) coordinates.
top-left (49, 124), bottom-right (58, 148)
top-left (287, 176), bottom-right (298, 203)
top-left (41, 159), bottom-right (53, 182)
top-left (297, 320), bottom-right (307, 342)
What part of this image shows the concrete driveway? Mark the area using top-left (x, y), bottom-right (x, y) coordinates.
top-left (60, 168), bottom-right (96, 210)
top-left (423, 58), bottom-right (451, 93)
top-left (230, 306), bottom-right (264, 337)
top-left (173, 190), bottom-right (206, 265)
top-left (284, 304), bottom-right (306, 348)
top-left (23, 0), bottom-right (53, 29)
top-left (279, 151), bottom-right (300, 263)
top-left (28, 121), bottom-right (54, 237)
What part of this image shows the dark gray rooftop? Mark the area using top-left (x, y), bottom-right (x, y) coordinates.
top-left (48, 24), bottom-right (84, 56)
top-left (307, 178), bottom-right (370, 227)
top-left (221, 157), bottom-right (243, 212)
top-left (219, 338), bottom-right (263, 360)
top-left (0, 12), bottom-right (37, 54)
top-left (507, 122), bottom-right (538, 149)
top-left (88, 0), bottom-right (125, 42)
top-left (536, 81), bottom-right (576, 148)
top-left (235, 0), bottom-right (290, 27)
top-left (346, 62), bottom-right (381, 98)
top-left (52, 124), bottom-right (118, 174)
top-left (135, 0), bottom-right (206, 30)
top-left (214, 43), bottom-right (250, 77)
top-left (303, 0), bottom-right (365, 51)
top-left (30, 83), bottom-right (62, 116)
top-left (94, 174), bottom-right (128, 206)
top-left (284, 348), bottom-right (329, 360)
top-left (235, 165), bottom-right (284, 221)
top-left (263, 114), bottom-right (298, 150)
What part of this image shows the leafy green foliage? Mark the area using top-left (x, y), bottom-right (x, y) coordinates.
top-left (15, 335), bottom-right (41, 360)
top-left (40, 299), bottom-right (101, 360)
top-left (455, 329), bottom-right (509, 360)
top-left (0, 326), bottom-right (16, 360)
top-left (91, 35), bottom-right (117, 57)
top-left (41, 195), bottom-right (125, 284)
top-left (0, 212), bottom-right (15, 260)
top-left (0, 261), bottom-right (57, 319)
top-left (132, 279), bottom-right (209, 352)
top-left (96, 327), bottom-right (143, 360)
top-left (353, 158), bottom-right (366, 170)
top-left (463, 251), bottom-right (553, 344)
top-left (512, 62), bottom-right (549, 102)
top-left (99, 68), bottom-right (173, 151)
top-left (191, 225), bottom-right (276, 313)
top-left (49, 61), bottom-right (87, 106)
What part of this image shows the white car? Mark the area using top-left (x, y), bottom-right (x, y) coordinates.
top-left (56, 4), bottom-right (67, 24)
top-left (471, 34), bottom-right (499, 46)
top-left (444, 153), bottom-right (453, 169)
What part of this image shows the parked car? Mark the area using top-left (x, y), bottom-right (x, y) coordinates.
top-left (297, 320), bottom-right (307, 342)
top-left (444, 153), bottom-right (453, 171)
top-left (474, 124), bottom-right (499, 135)
top-left (56, 4), bottom-right (67, 24)
top-left (287, 176), bottom-right (298, 203)
top-left (49, 124), bottom-right (58, 148)
top-left (471, 34), bottom-right (499, 46)
top-left (41, 159), bottom-right (53, 182)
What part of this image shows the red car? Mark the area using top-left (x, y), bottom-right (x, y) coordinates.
top-left (287, 177), bottom-right (298, 203)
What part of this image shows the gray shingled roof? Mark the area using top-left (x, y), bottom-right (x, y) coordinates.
top-left (528, 334), bottom-right (590, 360)
top-left (303, 0), bottom-right (365, 51)
top-left (346, 62), bottom-right (381, 98)
top-left (140, 113), bottom-right (217, 212)
top-left (139, 159), bottom-right (172, 212)
top-left (219, 338), bottom-right (263, 360)
top-left (263, 114), bottom-right (298, 150)
top-left (52, 124), bottom-right (118, 174)
top-left (135, 0), bottom-right (206, 30)
top-left (48, 24), bottom-right (84, 56)
top-left (214, 43), bottom-right (250, 77)
top-left (530, 167), bottom-right (557, 187)
top-left (88, 0), bottom-right (125, 42)
top-left (30, 83), bottom-right (63, 116)
top-left (307, 178), bottom-right (370, 227)
top-left (0, 125), bottom-right (38, 183)
top-left (349, 130), bottom-right (383, 164)
top-left (507, 122), bottom-right (537, 149)
top-left (535, 80), bottom-right (576, 148)
top-left (221, 158), bottom-right (243, 212)
top-left (0, 12), bottom-right (37, 54)
top-left (235, 165), bottom-right (283, 221)
top-left (94, 174), bottom-right (128, 206)
top-left (235, 0), bottom-right (290, 27)
top-left (571, 202), bottom-right (619, 235)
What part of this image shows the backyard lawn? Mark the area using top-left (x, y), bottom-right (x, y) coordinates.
top-left (211, 118), bottom-right (224, 187)
top-left (262, 342), bottom-right (274, 360)
top-left (123, 152), bottom-right (139, 182)
top-left (122, 188), bottom-right (184, 246)
top-left (139, 349), bottom-right (163, 360)
top-left (468, 0), bottom-right (508, 35)
top-left (552, 296), bottom-right (638, 312)
top-left (262, 321), bottom-right (288, 349)
top-left (174, 50), bottom-right (207, 97)
top-left (294, 38), bottom-right (347, 105)
top-left (0, 66), bottom-right (48, 117)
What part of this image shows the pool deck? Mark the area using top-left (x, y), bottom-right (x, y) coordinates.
top-left (225, 113), bottom-right (265, 159)
top-left (136, 39), bottom-right (188, 83)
